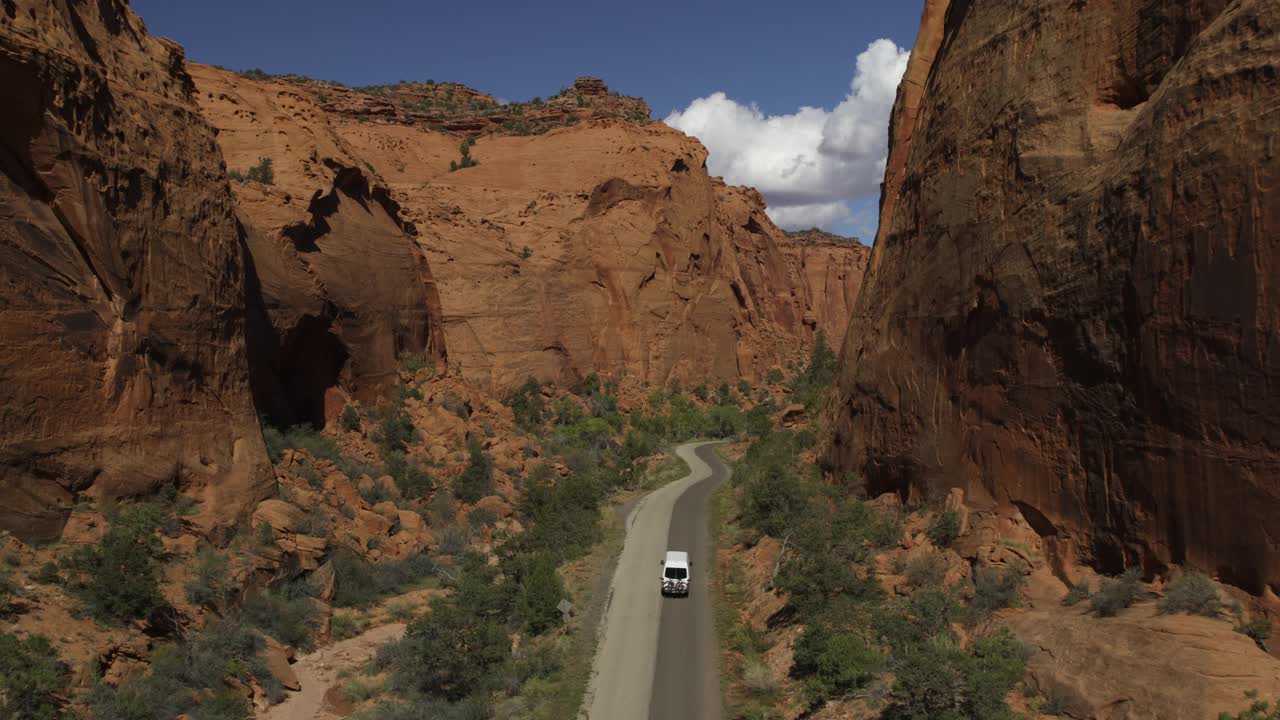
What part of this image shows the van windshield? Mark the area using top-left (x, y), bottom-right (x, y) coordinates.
top-left (664, 568), bottom-right (688, 580)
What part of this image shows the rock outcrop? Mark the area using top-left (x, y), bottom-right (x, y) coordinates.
top-left (189, 64), bottom-right (447, 426)
top-left (0, 0), bottom-right (273, 540)
top-left (236, 72), bottom-right (650, 138)
top-left (777, 231), bottom-right (869, 345)
top-left (822, 0), bottom-right (1280, 595)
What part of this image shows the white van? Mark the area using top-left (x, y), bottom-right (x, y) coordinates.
top-left (660, 550), bottom-right (690, 597)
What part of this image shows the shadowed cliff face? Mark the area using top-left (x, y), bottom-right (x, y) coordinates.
top-left (0, 0), bottom-right (273, 540)
top-left (189, 64), bottom-right (448, 427)
top-left (823, 0), bottom-right (1280, 594)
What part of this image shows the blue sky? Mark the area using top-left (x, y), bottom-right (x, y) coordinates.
top-left (134, 1), bottom-right (924, 240)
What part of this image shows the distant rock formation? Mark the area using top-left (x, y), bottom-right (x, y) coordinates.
top-left (778, 231), bottom-right (869, 344)
top-left (194, 64), bottom-right (864, 393)
top-left (822, 0), bottom-right (1280, 595)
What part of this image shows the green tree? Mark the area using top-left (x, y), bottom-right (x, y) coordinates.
top-left (340, 405), bottom-right (361, 432)
top-left (792, 626), bottom-right (881, 705)
top-left (396, 599), bottom-right (510, 701)
top-left (508, 376), bottom-right (546, 431)
top-left (517, 556), bottom-right (566, 635)
top-left (0, 633), bottom-right (69, 720)
top-left (67, 504), bottom-right (166, 622)
top-left (454, 438), bottom-right (494, 503)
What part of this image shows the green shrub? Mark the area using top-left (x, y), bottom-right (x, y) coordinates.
top-left (241, 582), bottom-right (317, 649)
top-left (386, 598), bottom-right (509, 701)
top-left (89, 621), bottom-right (274, 720)
top-left (330, 614), bottom-right (365, 640)
top-left (883, 627), bottom-right (1026, 720)
top-left (788, 329), bottom-right (838, 409)
top-left (1219, 692), bottom-right (1280, 720)
top-left (792, 624), bottom-right (881, 706)
top-left (185, 546), bottom-right (231, 609)
top-left (0, 633), bottom-right (69, 720)
top-left (507, 377), bottom-right (545, 431)
top-left (261, 422), bottom-right (343, 466)
top-left (1062, 581), bottom-right (1093, 606)
top-left (468, 508), bottom-right (497, 529)
top-left (968, 566), bottom-right (1023, 623)
top-left (66, 504), bottom-right (166, 623)
top-left (706, 404), bottom-right (747, 438)
top-left (383, 450), bottom-right (435, 499)
top-left (738, 432), bottom-right (813, 538)
top-left (741, 658), bottom-right (779, 698)
top-left (874, 586), bottom-right (960, 652)
top-left (331, 548), bottom-right (438, 608)
top-left (515, 471), bottom-right (603, 564)
top-left (454, 438), bottom-right (494, 503)
top-left (904, 554), bottom-right (948, 590)
top-left (35, 562), bottom-right (61, 585)
top-left (1090, 567), bottom-right (1144, 617)
top-left (515, 555), bottom-right (565, 635)
top-left (449, 138), bottom-right (479, 172)
top-left (1235, 618), bottom-right (1272, 650)
top-left (228, 156), bottom-right (274, 185)
top-left (766, 368), bottom-right (784, 384)
top-left (375, 398), bottom-right (417, 455)
top-left (868, 509), bottom-right (905, 549)
top-left (1159, 572), bottom-right (1221, 617)
top-left (927, 510), bottom-right (962, 547)
top-left (340, 405), bottom-right (362, 432)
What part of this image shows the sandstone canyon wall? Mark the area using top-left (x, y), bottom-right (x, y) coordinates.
top-left (344, 123), bottom-right (824, 392)
top-left (0, 0), bottom-right (273, 540)
top-left (188, 65), bottom-right (448, 427)
top-left (193, 67), bottom-right (857, 394)
top-left (778, 231), bottom-right (869, 345)
top-left (823, 0), bottom-right (1280, 595)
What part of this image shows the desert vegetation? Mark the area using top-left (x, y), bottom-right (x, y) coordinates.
top-left (227, 156), bottom-right (274, 185)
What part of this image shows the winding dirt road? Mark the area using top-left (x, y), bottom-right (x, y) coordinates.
top-left (583, 441), bottom-right (727, 720)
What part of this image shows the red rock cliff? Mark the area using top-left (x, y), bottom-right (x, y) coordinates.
top-left (189, 64), bottom-right (448, 426)
top-left (823, 0), bottom-right (1280, 595)
top-left (778, 231), bottom-right (870, 346)
top-left (0, 0), bottom-right (273, 540)
top-left (341, 119), bottom-right (825, 391)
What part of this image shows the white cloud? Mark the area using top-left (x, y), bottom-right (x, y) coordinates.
top-left (664, 39), bottom-right (909, 233)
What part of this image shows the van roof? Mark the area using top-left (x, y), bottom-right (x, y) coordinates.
top-left (664, 551), bottom-right (689, 565)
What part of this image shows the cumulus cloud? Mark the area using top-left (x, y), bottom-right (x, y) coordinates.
top-left (665, 39), bottom-right (909, 233)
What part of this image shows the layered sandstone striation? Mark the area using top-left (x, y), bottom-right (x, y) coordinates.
top-left (189, 64), bottom-right (447, 426)
top-left (822, 0), bottom-right (1280, 595)
top-left (0, 0), bottom-right (273, 540)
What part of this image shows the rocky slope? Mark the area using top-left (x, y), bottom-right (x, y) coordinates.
top-left (194, 65), bottom-right (858, 394)
top-left (189, 64), bottom-right (448, 428)
top-left (0, 0), bottom-right (273, 541)
top-left (822, 0), bottom-right (1280, 597)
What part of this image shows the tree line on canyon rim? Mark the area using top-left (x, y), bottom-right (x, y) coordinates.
top-left (0, 334), bottom-right (841, 719)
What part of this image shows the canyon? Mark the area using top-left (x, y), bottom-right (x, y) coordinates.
top-left (2, 0), bottom-right (1279, 717)
top-left (0, 0), bottom-right (865, 545)
top-left (822, 0), bottom-right (1280, 598)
